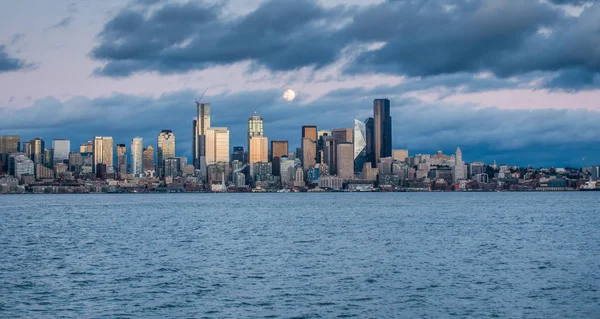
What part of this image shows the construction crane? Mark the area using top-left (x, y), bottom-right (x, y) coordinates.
top-left (195, 88), bottom-right (208, 106)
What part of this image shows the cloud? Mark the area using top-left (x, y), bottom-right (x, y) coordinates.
top-left (89, 0), bottom-right (600, 91)
top-left (10, 33), bottom-right (25, 46)
top-left (48, 17), bottom-right (73, 29)
top-left (0, 45), bottom-right (31, 73)
top-left (1, 88), bottom-right (599, 167)
top-left (90, 0), bottom-right (350, 77)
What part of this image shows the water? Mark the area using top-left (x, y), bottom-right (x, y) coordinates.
top-left (0, 193), bottom-right (598, 318)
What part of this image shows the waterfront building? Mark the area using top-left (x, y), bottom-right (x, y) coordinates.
top-left (279, 156), bottom-right (296, 185)
top-left (157, 130), bottom-right (176, 177)
top-left (336, 142), bottom-right (354, 180)
top-left (206, 127), bottom-right (230, 164)
top-left (36, 164), bottom-right (54, 179)
top-left (131, 137), bottom-right (143, 177)
top-left (253, 161), bottom-right (272, 182)
top-left (373, 98), bottom-right (392, 164)
top-left (294, 167), bottom-right (305, 187)
top-left (235, 172), bottom-right (245, 187)
top-left (318, 175), bottom-right (343, 190)
top-left (9, 153), bottom-right (34, 179)
top-left (52, 139), bottom-right (70, 164)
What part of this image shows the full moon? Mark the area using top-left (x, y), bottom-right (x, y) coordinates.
top-left (283, 89), bottom-right (296, 102)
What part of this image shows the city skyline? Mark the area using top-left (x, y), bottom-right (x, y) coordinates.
top-left (0, 1), bottom-right (599, 167)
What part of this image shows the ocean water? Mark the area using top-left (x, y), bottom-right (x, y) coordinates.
top-left (0, 193), bottom-right (598, 318)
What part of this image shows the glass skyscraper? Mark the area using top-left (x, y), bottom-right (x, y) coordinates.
top-left (353, 119), bottom-right (368, 173)
top-left (131, 137), bottom-right (143, 177)
top-left (373, 98), bottom-right (392, 164)
top-left (157, 129), bottom-right (176, 177)
top-left (52, 139), bottom-right (70, 165)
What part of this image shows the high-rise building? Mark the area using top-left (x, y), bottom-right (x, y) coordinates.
top-left (143, 146), bottom-right (155, 175)
top-left (93, 136), bottom-right (113, 173)
top-left (271, 140), bottom-right (288, 160)
top-left (373, 98), bottom-right (392, 164)
top-left (52, 139), bottom-right (70, 165)
top-left (271, 140), bottom-right (288, 176)
top-left (301, 137), bottom-right (316, 171)
top-left (131, 137), bottom-right (143, 177)
top-left (192, 118), bottom-right (197, 167)
top-left (392, 149), bottom-right (408, 163)
top-left (336, 142), bottom-right (354, 180)
top-left (68, 152), bottom-right (84, 174)
top-left (322, 135), bottom-right (336, 175)
top-left (0, 135), bottom-right (20, 174)
top-left (157, 129), bottom-right (176, 177)
top-left (333, 128), bottom-right (352, 144)
top-left (353, 119), bottom-right (368, 173)
top-left (44, 148), bottom-right (54, 169)
top-left (206, 127), bottom-right (230, 164)
top-left (248, 112), bottom-right (264, 159)
top-left (453, 147), bottom-right (466, 183)
top-left (29, 138), bottom-right (45, 165)
top-left (195, 102), bottom-right (211, 169)
top-left (232, 146), bottom-right (244, 163)
top-left (302, 126), bottom-right (317, 142)
top-left (80, 141), bottom-right (93, 153)
top-left (279, 156), bottom-right (296, 185)
top-left (116, 144), bottom-right (127, 177)
top-left (365, 117), bottom-right (375, 167)
top-left (249, 135), bottom-right (268, 164)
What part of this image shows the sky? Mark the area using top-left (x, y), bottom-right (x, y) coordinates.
top-left (0, 0), bottom-right (599, 167)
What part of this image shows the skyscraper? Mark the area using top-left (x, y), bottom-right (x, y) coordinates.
top-left (353, 119), bottom-right (368, 173)
top-left (195, 102), bottom-right (211, 169)
top-left (302, 126), bottom-right (317, 171)
top-left (232, 146), bottom-right (244, 163)
top-left (0, 135), bottom-right (20, 173)
top-left (52, 139), bottom-right (70, 165)
top-left (31, 138), bottom-right (45, 165)
top-left (336, 142), bottom-right (354, 180)
top-left (131, 137), bottom-right (143, 177)
top-left (302, 137), bottom-right (316, 171)
top-left (116, 144), bottom-right (127, 177)
top-left (157, 129), bottom-right (176, 177)
top-left (192, 118), bottom-right (197, 167)
top-left (373, 98), bottom-right (392, 164)
top-left (453, 147), bottom-right (466, 183)
top-left (248, 112), bottom-right (264, 159)
top-left (271, 140), bottom-right (288, 176)
top-left (44, 148), bottom-right (54, 169)
top-left (249, 135), bottom-right (268, 164)
top-left (364, 117), bottom-right (375, 167)
top-left (143, 146), bottom-right (155, 174)
top-left (93, 136), bottom-right (114, 174)
top-left (206, 127), bottom-right (230, 164)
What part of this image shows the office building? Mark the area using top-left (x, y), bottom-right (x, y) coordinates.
top-left (52, 139), bottom-right (70, 164)
top-left (116, 144), bottom-right (127, 177)
top-left (469, 162), bottom-right (486, 178)
top-left (373, 98), bottom-right (392, 164)
top-left (0, 135), bottom-right (20, 174)
top-left (336, 142), bottom-right (354, 180)
top-left (93, 136), bottom-right (113, 173)
top-left (205, 127), bottom-right (229, 165)
top-left (157, 130), bottom-right (176, 177)
top-left (194, 102), bottom-right (211, 169)
top-left (333, 128), bottom-right (352, 144)
top-left (453, 147), bottom-right (466, 183)
top-left (232, 146), bottom-right (244, 163)
top-left (131, 137), bottom-right (143, 177)
top-left (9, 153), bottom-right (34, 179)
top-left (271, 140), bottom-right (288, 176)
top-left (43, 148), bottom-right (54, 169)
top-left (68, 152), bottom-right (83, 174)
top-left (248, 112), bottom-right (264, 161)
top-left (249, 135), bottom-right (268, 164)
top-left (143, 146), bottom-right (155, 175)
top-left (302, 126), bottom-right (317, 142)
top-left (353, 119), bottom-right (368, 173)
top-left (302, 137), bottom-right (316, 171)
top-left (392, 149), bottom-right (408, 163)
top-left (253, 162), bottom-right (272, 182)
top-left (80, 141), bottom-right (93, 153)
top-left (279, 156), bottom-right (296, 185)
top-left (365, 117), bottom-right (375, 167)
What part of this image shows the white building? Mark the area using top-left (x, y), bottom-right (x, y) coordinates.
top-left (206, 127), bottom-right (230, 164)
top-left (131, 137), bottom-right (144, 177)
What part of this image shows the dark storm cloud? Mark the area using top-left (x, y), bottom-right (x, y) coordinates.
top-left (90, 0), bottom-right (600, 90)
top-left (1, 89), bottom-right (600, 167)
top-left (91, 0), bottom-right (348, 77)
top-left (0, 45), bottom-right (30, 73)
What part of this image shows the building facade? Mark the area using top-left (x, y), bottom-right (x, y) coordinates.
top-left (373, 98), bottom-right (392, 164)
top-left (131, 137), bottom-right (143, 177)
top-left (157, 129), bottom-right (176, 177)
top-left (206, 127), bottom-right (230, 164)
